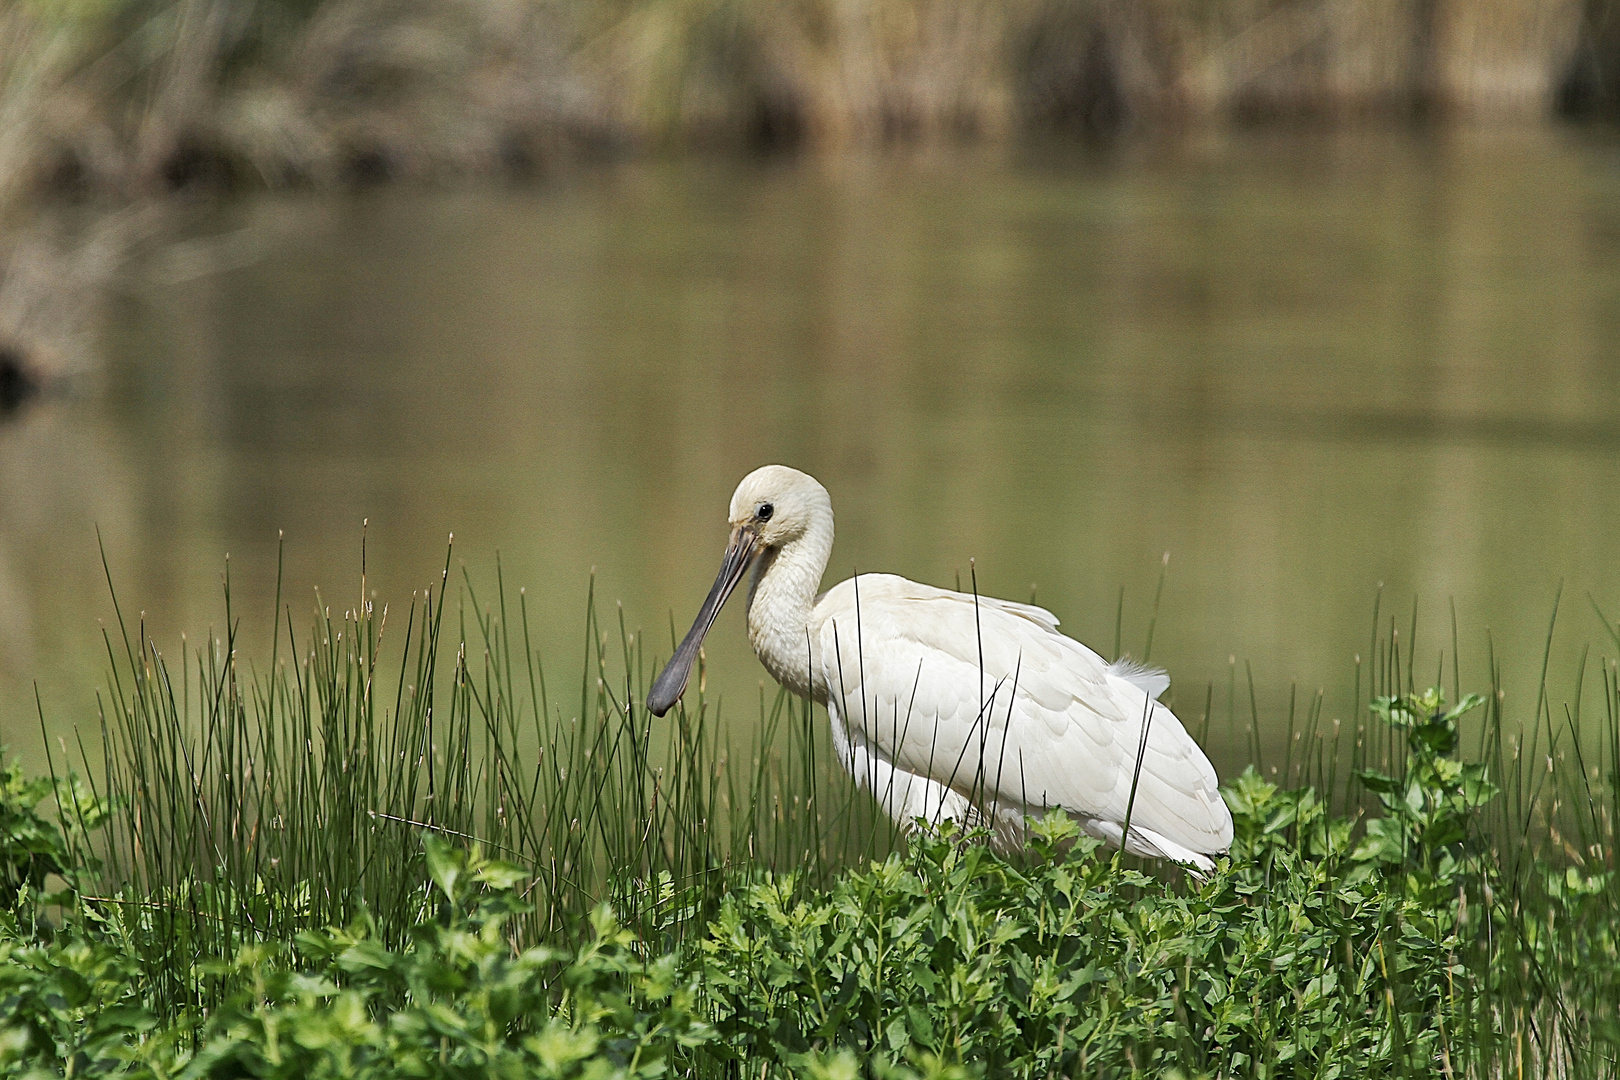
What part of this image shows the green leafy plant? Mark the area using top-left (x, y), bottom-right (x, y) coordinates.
top-left (0, 753), bottom-right (155, 1080)
top-left (701, 802), bottom-right (1483, 1077)
top-left (0, 758), bottom-right (74, 910)
top-left (0, 928), bottom-right (159, 1080)
top-left (694, 683), bottom-right (1613, 1078)
top-left (184, 836), bottom-right (714, 1079)
top-left (1352, 689), bottom-right (1494, 898)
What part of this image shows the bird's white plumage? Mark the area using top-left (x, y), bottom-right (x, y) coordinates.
top-left (810, 574), bottom-right (1231, 866)
top-left (663, 464), bottom-right (1233, 871)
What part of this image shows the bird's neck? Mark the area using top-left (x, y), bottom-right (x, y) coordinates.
top-left (746, 515), bottom-right (833, 702)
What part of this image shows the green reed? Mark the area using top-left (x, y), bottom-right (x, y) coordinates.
top-left (81, 537), bottom-right (895, 1016)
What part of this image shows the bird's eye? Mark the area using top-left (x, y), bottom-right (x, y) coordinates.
top-left (757, 502), bottom-right (774, 522)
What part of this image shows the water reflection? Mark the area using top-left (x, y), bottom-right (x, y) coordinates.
top-left (3, 127), bottom-right (1620, 779)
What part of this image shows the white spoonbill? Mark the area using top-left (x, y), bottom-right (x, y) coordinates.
top-left (646, 465), bottom-right (1233, 872)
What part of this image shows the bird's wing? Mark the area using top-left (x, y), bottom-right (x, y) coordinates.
top-left (981, 596), bottom-right (1062, 633)
top-left (814, 575), bottom-right (1231, 856)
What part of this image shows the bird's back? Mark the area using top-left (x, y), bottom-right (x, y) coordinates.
top-left (811, 574), bottom-right (1232, 861)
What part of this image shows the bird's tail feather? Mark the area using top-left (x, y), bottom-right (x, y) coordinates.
top-left (1078, 816), bottom-right (1219, 876)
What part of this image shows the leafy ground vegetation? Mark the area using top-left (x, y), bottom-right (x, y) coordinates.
top-left (0, 556), bottom-right (1615, 1077)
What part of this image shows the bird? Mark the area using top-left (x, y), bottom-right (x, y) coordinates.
top-left (646, 465), bottom-right (1233, 872)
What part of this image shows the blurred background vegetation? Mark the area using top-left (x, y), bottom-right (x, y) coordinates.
top-left (2, 0), bottom-right (1619, 385)
top-left (2, 0), bottom-right (1617, 210)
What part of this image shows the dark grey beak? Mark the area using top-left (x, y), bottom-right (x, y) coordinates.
top-left (646, 527), bottom-right (761, 716)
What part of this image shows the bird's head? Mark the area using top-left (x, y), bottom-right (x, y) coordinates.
top-left (646, 464), bottom-right (830, 717)
top-left (726, 464), bottom-right (831, 549)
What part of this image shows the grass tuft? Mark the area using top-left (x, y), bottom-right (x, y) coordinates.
top-left (84, 539), bottom-right (888, 1018)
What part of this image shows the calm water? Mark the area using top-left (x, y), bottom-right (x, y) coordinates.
top-left (4, 127), bottom-right (1620, 778)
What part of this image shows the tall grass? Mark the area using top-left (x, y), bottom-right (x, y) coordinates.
top-left (79, 536), bottom-right (896, 1016)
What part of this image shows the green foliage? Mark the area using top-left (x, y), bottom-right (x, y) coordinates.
top-left (692, 685), bottom-right (1617, 1077)
top-left (0, 755), bottom-right (155, 1079)
top-left (0, 926), bottom-right (161, 1079)
top-left (184, 837), bottom-right (713, 1079)
top-left (0, 758), bottom-right (74, 910)
top-left (1, 837), bottom-right (714, 1080)
top-left (1352, 689), bottom-right (1494, 898)
top-left (0, 667), bottom-right (1617, 1078)
top-left (701, 808), bottom-right (1477, 1077)
top-left (1223, 767), bottom-right (1352, 867)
